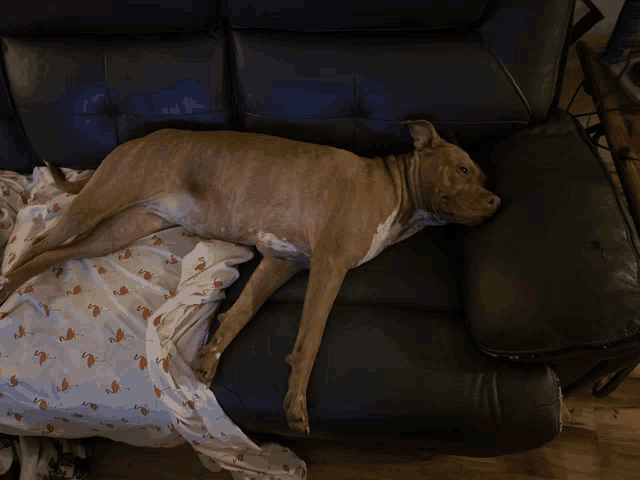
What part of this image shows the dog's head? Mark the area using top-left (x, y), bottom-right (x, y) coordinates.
top-left (404, 120), bottom-right (500, 227)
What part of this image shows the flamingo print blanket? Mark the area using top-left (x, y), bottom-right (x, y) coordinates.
top-left (0, 167), bottom-right (306, 480)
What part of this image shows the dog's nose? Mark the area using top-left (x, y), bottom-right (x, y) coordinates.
top-left (485, 194), bottom-right (500, 208)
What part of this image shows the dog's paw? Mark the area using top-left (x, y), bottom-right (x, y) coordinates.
top-left (283, 391), bottom-right (310, 435)
top-left (193, 343), bottom-right (221, 384)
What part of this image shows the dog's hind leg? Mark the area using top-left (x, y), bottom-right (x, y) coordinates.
top-left (194, 255), bottom-right (305, 385)
top-left (0, 206), bottom-right (174, 303)
top-left (5, 189), bottom-right (146, 275)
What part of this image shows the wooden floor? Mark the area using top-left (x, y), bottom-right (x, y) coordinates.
top-left (50, 36), bottom-right (640, 479)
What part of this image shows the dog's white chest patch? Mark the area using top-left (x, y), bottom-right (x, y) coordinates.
top-left (356, 208), bottom-right (448, 267)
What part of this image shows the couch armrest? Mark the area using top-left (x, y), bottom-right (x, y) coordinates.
top-left (0, 67), bottom-right (38, 172)
top-left (464, 109), bottom-right (640, 362)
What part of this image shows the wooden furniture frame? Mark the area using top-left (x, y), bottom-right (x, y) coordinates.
top-left (576, 39), bottom-right (640, 234)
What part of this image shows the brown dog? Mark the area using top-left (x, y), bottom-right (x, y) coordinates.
top-left (1, 121), bottom-right (499, 434)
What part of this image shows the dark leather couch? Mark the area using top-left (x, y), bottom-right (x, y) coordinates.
top-left (2, 0), bottom-right (639, 463)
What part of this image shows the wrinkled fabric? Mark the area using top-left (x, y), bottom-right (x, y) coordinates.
top-left (0, 167), bottom-right (306, 479)
top-left (146, 240), bottom-right (306, 479)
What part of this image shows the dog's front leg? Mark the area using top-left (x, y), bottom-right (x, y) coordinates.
top-left (194, 255), bottom-right (305, 385)
top-left (284, 258), bottom-right (349, 434)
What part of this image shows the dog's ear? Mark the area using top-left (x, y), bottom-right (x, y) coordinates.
top-left (403, 120), bottom-right (445, 150)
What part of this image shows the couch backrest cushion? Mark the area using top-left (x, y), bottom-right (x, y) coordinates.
top-left (2, 34), bottom-right (230, 169)
top-left (224, 0), bottom-right (489, 31)
top-left (0, 0), bottom-right (575, 171)
top-left (0, 0), bottom-right (221, 35)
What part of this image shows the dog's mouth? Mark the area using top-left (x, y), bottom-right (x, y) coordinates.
top-left (430, 197), bottom-right (448, 222)
top-left (432, 195), bottom-right (499, 226)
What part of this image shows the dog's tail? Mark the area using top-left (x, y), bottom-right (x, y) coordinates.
top-left (44, 161), bottom-right (91, 195)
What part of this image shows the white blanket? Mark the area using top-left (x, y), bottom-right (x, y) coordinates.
top-left (0, 167), bottom-right (306, 480)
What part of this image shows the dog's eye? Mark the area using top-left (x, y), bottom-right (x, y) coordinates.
top-left (459, 166), bottom-right (468, 174)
